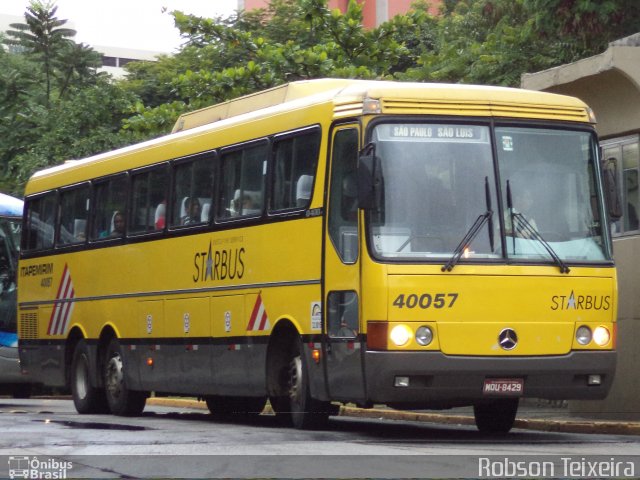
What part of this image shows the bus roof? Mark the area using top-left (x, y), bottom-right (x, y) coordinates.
top-left (171, 78), bottom-right (592, 133)
top-left (25, 79), bottom-right (593, 194)
top-left (0, 193), bottom-right (23, 217)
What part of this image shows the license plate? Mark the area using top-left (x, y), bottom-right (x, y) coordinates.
top-left (482, 378), bottom-right (524, 396)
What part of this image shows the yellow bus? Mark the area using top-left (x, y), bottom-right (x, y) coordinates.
top-left (17, 79), bottom-right (617, 433)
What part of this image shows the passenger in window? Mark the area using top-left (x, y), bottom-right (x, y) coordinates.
top-left (242, 195), bottom-right (261, 215)
top-left (182, 197), bottom-right (201, 225)
top-left (107, 211), bottom-right (125, 238)
top-left (155, 201), bottom-right (166, 230)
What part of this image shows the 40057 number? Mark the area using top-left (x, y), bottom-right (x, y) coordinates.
top-left (392, 293), bottom-right (459, 309)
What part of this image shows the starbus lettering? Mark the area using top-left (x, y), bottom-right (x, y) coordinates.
top-left (193, 241), bottom-right (245, 283)
top-left (551, 290), bottom-right (611, 311)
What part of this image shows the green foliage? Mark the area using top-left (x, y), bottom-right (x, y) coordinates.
top-left (5, 79), bottom-right (139, 190)
top-left (124, 0), bottom-right (437, 135)
top-left (3, 0), bottom-right (640, 194)
top-left (4, 0), bottom-right (78, 104)
top-left (0, 1), bottom-right (137, 193)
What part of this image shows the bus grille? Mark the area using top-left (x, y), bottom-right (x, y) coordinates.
top-left (19, 312), bottom-right (38, 339)
top-left (380, 99), bottom-right (589, 122)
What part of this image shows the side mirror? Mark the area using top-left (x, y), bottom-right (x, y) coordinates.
top-left (357, 145), bottom-right (384, 211)
top-left (357, 154), bottom-right (376, 210)
top-left (603, 164), bottom-right (622, 221)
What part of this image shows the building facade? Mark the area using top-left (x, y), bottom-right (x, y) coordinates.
top-left (1, 14), bottom-right (161, 78)
top-left (237, 0), bottom-right (442, 28)
top-left (522, 34), bottom-right (640, 420)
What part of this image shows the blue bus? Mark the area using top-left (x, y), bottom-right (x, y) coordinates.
top-left (0, 193), bottom-right (29, 398)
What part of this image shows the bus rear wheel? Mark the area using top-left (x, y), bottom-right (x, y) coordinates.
top-left (103, 337), bottom-right (147, 416)
top-left (71, 339), bottom-right (108, 414)
top-left (288, 348), bottom-right (330, 430)
top-left (205, 395), bottom-right (266, 419)
top-left (473, 398), bottom-right (518, 434)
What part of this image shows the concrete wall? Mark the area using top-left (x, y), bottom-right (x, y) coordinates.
top-left (522, 49), bottom-right (640, 140)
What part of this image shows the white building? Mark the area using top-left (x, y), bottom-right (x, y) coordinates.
top-left (1, 13), bottom-right (160, 77)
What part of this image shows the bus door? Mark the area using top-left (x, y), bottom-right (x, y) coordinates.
top-left (323, 126), bottom-right (366, 403)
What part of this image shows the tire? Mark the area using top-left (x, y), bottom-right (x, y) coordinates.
top-left (103, 337), bottom-right (147, 416)
top-left (71, 339), bottom-right (108, 414)
top-left (473, 398), bottom-right (518, 434)
top-left (205, 395), bottom-right (266, 419)
top-left (288, 342), bottom-right (330, 430)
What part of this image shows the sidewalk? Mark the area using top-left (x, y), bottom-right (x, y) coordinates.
top-left (147, 397), bottom-right (640, 436)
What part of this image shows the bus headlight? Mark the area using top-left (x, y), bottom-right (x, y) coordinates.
top-left (390, 325), bottom-right (412, 347)
top-left (593, 326), bottom-right (610, 346)
top-left (415, 326), bottom-right (433, 346)
top-left (576, 326), bottom-right (592, 345)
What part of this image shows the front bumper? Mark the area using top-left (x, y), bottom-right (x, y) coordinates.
top-left (365, 350), bottom-right (615, 407)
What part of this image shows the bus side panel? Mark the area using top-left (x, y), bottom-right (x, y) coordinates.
top-left (18, 303), bottom-right (67, 387)
top-left (211, 294), bottom-right (251, 396)
top-left (164, 296), bottom-right (211, 393)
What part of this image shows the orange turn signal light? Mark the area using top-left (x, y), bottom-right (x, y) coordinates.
top-left (367, 321), bottom-right (388, 350)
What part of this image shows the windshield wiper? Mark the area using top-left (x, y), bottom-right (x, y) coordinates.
top-left (507, 180), bottom-right (570, 274)
top-left (442, 177), bottom-right (493, 272)
top-left (510, 213), bottom-right (570, 274)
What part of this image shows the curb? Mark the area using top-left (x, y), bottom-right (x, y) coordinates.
top-left (146, 398), bottom-right (640, 436)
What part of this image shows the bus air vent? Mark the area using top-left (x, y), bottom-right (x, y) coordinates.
top-left (19, 312), bottom-right (38, 339)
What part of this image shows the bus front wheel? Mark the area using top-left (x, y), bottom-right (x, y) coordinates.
top-left (103, 337), bottom-right (147, 416)
top-left (288, 347), bottom-right (330, 430)
top-left (70, 339), bottom-right (108, 414)
top-left (473, 398), bottom-right (518, 434)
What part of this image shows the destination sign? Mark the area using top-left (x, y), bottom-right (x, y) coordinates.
top-left (376, 124), bottom-right (489, 143)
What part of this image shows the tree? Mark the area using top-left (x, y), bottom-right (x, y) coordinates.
top-left (403, 0), bottom-right (640, 86)
top-left (0, 1), bottom-right (137, 193)
top-left (7, 78), bottom-right (139, 188)
top-left (5, 0), bottom-right (639, 193)
top-left (122, 0), bottom-right (437, 138)
top-left (4, 0), bottom-right (77, 104)
top-left (54, 41), bottom-right (103, 99)
top-left (526, 0), bottom-right (640, 62)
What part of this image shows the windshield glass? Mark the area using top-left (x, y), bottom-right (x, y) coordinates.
top-left (367, 122), bottom-right (610, 264)
top-left (497, 126), bottom-right (608, 262)
top-left (369, 123), bottom-right (499, 260)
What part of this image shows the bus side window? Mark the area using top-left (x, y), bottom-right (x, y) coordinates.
top-left (270, 129), bottom-right (321, 211)
top-left (91, 175), bottom-right (128, 241)
top-left (23, 194), bottom-right (56, 252)
top-left (217, 143), bottom-right (267, 220)
top-left (57, 185), bottom-right (90, 246)
top-left (170, 156), bottom-right (214, 228)
top-left (130, 165), bottom-right (169, 234)
top-left (328, 129), bottom-right (359, 263)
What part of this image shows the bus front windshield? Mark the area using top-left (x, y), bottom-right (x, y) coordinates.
top-left (368, 122), bottom-right (610, 265)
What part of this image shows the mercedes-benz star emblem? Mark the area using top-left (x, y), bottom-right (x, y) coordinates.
top-left (498, 328), bottom-right (518, 350)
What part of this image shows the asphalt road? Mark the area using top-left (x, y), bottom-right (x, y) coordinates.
top-left (0, 398), bottom-right (638, 478)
